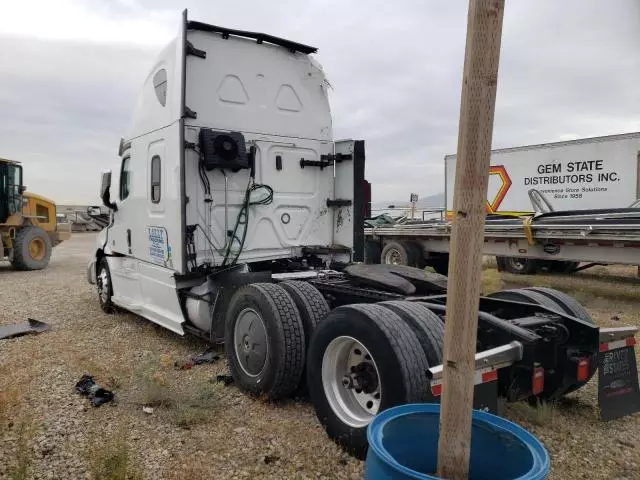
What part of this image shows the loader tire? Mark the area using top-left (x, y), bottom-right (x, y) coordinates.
top-left (378, 301), bottom-right (444, 367)
top-left (225, 283), bottom-right (305, 400)
top-left (11, 226), bottom-right (52, 271)
top-left (307, 303), bottom-right (429, 459)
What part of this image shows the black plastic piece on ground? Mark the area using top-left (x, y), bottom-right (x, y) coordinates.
top-left (74, 374), bottom-right (114, 407)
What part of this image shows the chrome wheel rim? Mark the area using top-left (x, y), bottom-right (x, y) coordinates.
top-left (322, 336), bottom-right (381, 428)
top-left (234, 308), bottom-right (268, 377)
top-left (97, 267), bottom-right (110, 303)
top-left (510, 258), bottom-right (526, 271)
top-left (383, 248), bottom-right (402, 265)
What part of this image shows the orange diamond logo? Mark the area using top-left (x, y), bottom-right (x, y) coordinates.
top-left (485, 165), bottom-right (512, 214)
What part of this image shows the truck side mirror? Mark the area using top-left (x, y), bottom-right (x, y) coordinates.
top-left (100, 171), bottom-right (118, 211)
top-left (19, 185), bottom-right (27, 194)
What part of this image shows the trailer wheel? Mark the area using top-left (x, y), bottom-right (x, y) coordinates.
top-left (96, 257), bottom-right (115, 313)
top-left (380, 241), bottom-right (420, 267)
top-left (11, 226), bottom-right (52, 271)
top-left (496, 256), bottom-right (538, 275)
top-left (307, 303), bottom-right (429, 458)
top-left (378, 301), bottom-right (444, 366)
top-left (225, 283), bottom-right (305, 400)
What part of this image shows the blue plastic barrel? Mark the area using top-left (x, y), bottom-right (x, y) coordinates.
top-left (366, 404), bottom-right (549, 480)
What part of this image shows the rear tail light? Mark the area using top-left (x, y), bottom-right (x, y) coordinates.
top-left (576, 357), bottom-right (590, 382)
top-left (532, 365), bottom-right (544, 396)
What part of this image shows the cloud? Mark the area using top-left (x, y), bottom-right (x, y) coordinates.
top-left (0, 0), bottom-right (638, 204)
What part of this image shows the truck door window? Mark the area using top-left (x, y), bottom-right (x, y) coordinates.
top-left (120, 156), bottom-right (131, 201)
top-left (7, 165), bottom-right (22, 215)
top-left (151, 155), bottom-right (161, 203)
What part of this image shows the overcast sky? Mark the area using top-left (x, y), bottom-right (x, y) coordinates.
top-left (1, 0), bottom-right (639, 204)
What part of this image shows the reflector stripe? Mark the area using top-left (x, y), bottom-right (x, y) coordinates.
top-left (430, 367), bottom-right (497, 397)
top-left (599, 337), bottom-right (636, 352)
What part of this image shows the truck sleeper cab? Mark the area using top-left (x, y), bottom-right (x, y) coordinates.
top-left (89, 10), bottom-right (638, 458)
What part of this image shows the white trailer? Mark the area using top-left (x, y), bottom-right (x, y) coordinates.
top-left (445, 132), bottom-right (640, 216)
top-left (87, 11), bottom-right (639, 458)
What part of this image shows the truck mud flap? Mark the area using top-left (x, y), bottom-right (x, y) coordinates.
top-left (598, 327), bottom-right (640, 421)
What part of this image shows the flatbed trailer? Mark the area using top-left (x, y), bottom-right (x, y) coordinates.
top-left (365, 207), bottom-right (640, 274)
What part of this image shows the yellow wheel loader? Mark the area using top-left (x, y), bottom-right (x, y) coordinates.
top-left (0, 158), bottom-right (70, 270)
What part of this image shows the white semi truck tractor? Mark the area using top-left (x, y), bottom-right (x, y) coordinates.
top-left (88, 11), bottom-right (638, 458)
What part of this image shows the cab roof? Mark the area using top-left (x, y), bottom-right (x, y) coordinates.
top-left (0, 158), bottom-right (21, 165)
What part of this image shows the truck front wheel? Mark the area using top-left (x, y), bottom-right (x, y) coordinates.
top-left (307, 303), bottom-right (429, 458)
top-left (96, 257), bottom-right (115, 313)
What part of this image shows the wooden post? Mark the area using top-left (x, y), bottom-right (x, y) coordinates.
top-left (436, 1), bottom-right (505, 479)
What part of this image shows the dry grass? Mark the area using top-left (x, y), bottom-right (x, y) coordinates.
top-left (87, 429), bottom-right (143, 480)
top-left (509, 400), bottom-right (557, 426)
top-left (8, 421), bottom-right (34, 480)
top-left (131, 353), bottom-right (222, 427)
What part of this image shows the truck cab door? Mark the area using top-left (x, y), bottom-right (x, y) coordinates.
top-left (108, 150), bottom-right (144, 309)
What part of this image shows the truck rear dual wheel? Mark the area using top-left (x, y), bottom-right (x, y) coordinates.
top-left (307, 302), bottom-right (443, 458)
top-left (12, 226), bottom-right (52, 271)
top-left (225, 283), bottom-right (306, 400)
top-left (496, 256), bottom-right (538, 275)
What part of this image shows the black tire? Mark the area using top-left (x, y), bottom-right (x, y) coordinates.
top-left (280, 281), bottom-right (330, 348)
top-left (378, 301), bottom-right (444, 367)
top-left (380, 241), bottom-right (419, 267)
top-left (225, 283), bottom-right (305, 400)
top-left (307, 303), bottom-right (429, 459)
top-left (96, 257), bottom-right (115, 313)
top-left (524, 287), bottom-right (593, 324)
top-left (487, 288), bottom-right (565, 313)
top-left (496, 256), bottom-right (539, 275)
top-left (364, 241), bottom-right (382, 265)
top-left (11, 226), bottom-right (52, 271)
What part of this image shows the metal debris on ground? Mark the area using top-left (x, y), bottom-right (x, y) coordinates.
top-left (74, 374), bottom-right (115, 407)
top-left (0, 318), bottom-right (50, 340)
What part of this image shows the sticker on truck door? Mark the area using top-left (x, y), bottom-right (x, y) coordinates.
top-left (147, 226), bottom-right (172, 268)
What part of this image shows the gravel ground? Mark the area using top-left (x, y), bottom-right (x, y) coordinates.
top-left (0, 234), bottom-right (639, 479)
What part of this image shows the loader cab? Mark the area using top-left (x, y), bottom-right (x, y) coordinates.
top-left (0, 160), bottom-right (24, 224)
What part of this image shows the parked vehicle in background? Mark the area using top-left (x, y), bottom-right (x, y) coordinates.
top-left (445, 132), bottom-right (640, 217)
top-left (0, 158), bottom-right (70, 270)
